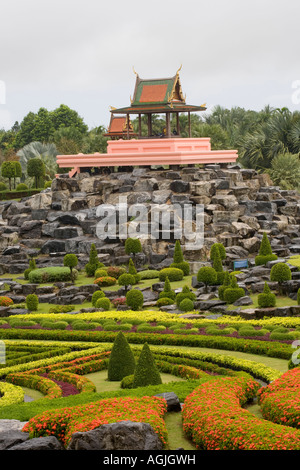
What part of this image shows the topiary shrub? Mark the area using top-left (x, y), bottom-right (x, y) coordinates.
top-left (128, 258), bottom-right (140, 283)
top-left (197, 266), bottom-right (217, 293)
top-left (120, 374), bottom-right (134, 389)
top-left (107, 331), bottom-right (136, 381)
top-left (16, 183), bottom-right (29, 191)
top-left (126, 289), bottom-right (144, 311)
top-left (94, 268), bottom-right (108, 278)
top-left (223, 287), bottom-right (245, 304)
top-left (91, 290), bottom-right (105, 307)
top-left (258, 282), bottom-right (277, 308)
top-left (175, 285), bottom-right (196, 306)
top-left (170, 240), bottom-right (190, 275)
top-left (94, 276), bottom-right (117, 287)
top-left (255, 232), bottom-right (278, 266)
top-left (218, 271), bottom-right (231, 300)
top-left (210, 243), bottom-right (226, 261)
top-left (25, 294), bottom-right (39, 312)
top-left (63, 253), bottom-right (78, 283)
top-left (95, 297), bottom-right (111, 310)
top-left (85, 243), bottom-right (102, 277)
top-left (138, 270), bottom-right (160, 280)
top-left (158, 276), bottom-right (176, 301)
top-left (0, 296), bottom-right (13, 307)
top-left (24, 258), bottom-right (37, 280)
top-left (179, 298), bottom-right (194, 312)
top-left (106, 266), bottom-right (126, 279)
top-left (270, 262), bottom-right (292, 295)
top-left (125, 237), bottom-right (142, 257)
top-left (159, 267), bottom-right (184, 282)
top-left (156, 297), bottom-right (174, 307)
top-left (118, 273), bottom-right (136, 293)
top-left (132, 342), bottom-right (162, 388)
top-left (0, 182), bottom-right (7, 191)
top-left (28, 267), bottom-right (72, 283)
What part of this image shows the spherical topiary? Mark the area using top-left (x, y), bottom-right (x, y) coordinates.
top-left (270, 262), bottom-right (292, 294)
top-left (0, 182), bottom-right (7, 191)
top-left (120, 374), bottom-right (134, 389)
top-left (197, 266), bottom-right (217, 292)
top-left (175, 285), bottom-right (196, 306)
top-left (158, 276), bottom-right (176, 301)
top-left (126, 289), bottom-right (144, 311)
top-left (132, 342), bottom-right (162, 388)
top-left (106, 266), bottom-right (126, 279)
top-left (91, 290), bottom-right (105, 307)
top-left (25, 294), bottom-right (39, 311)
top-left (94, 276), bottom-right (117, 287)
top-left (94, 268), bottom-right (108, 278)
top-left (223, 287), bottom-right (245, 304)
top-left (258, 282), bottom-right (277, 308)
top-left (125, 237), bottom-right (142, 256)
top-left (156, 297), bottom-right (174, 307)
top-left (63, 253), bottom-right (78, 282)
top-left (179, 298), bottom-right (194, 312)
top-left (118, 273), bottom-right (136, 293)
top-left (159, 267), bottom-right (184, 282)
top-left (16, 183), bottom-right (29, 191)
top-left (107, 331), bottom-right (136, 381)
top-left (95, 297), bottom-right (111, 310)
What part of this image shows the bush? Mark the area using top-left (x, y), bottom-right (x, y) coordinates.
top-left (120, 374), bottom-right (134, 389)
top-left (0, 182), bottom-right (7, 191)
top-left (258, 282), bottom-right (277, 308)
top-left (91, 290), bottom-right (105, 307)
top-left (0, 296), bottom-right (13, 307)
top-left (95, 297), bottom-right (111, 310)
top-left (139, 270), bottom-right (160, 280)
top-left (170, 261), bottom-right (190, 276)
top-left (197, 267), bottom-right (217, 292)
top-left (270, 262), bottom-right (292, 294)
top-left (255, 232), bottom-right (278, 266)
top-left (63, 254), bottom-right (78, 282)
top-left (223, 287), bottom-right (245, 304)
top-left (159, 276), bottom-right (176, 301)
top-left (175, 285), bottom-right (196, 306)
top-left (85, 243), bottom-right (102, 277)
top-left (125, 238), bottom-right (142, 256)
top-left (28, 267), bottom-right (72, 283)
top-left (255, 254), bottom-right (278, 266)
top-left (48, 305), bottom-right (75, 313)
top-left (210, 243), bottom-right (226, 261)
top-left (159, 267), bottom-right (184, 282)
top-left (44, 181), bottom-right (52, 189)
top-left (118, 273), bottom-right (136, 290)
top-left (16, 183), bottom-right (29, 191)
top-left (170, 240), bottom-right (190, 275)
top-left (126, 289), bottom-right (144, 311)
top-left (179, 298), bottom-right (194, 312)
top-left (26, 294), bottom-right (39, 311)
top-left (133, 342), bottom-right (162, 388)
top-left (94, 276), bottom-right (117, 287)
top-left (107, 331), bottom-right (136, 381)
top-left (218, 271), bottom-right (232, 300)
top-left (156, 297), bottom-right (174, 307)
top-left (106, 266), bottom-right (126, 279)
top-left (94, 269), bottom-right (108, 278)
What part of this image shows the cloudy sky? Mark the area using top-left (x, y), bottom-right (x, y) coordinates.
top-left (0, 0), bottom-right (299, 130)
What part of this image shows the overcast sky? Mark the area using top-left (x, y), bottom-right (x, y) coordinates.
top-left (0, 0), bottom-right (299, 130)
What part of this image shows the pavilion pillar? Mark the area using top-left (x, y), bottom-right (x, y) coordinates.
top-left (188, 112), bottom-right (191, 137)
top-left (126, 114), bottom-right (130, 140)
top-left (147, 114), bottom-right (152, 137)
top-left (166, 112), bottom-right (171, 138)
top-left (138, 114), bottom-right (142, 138)
top-left (176, 113), bottom-right (180, 136)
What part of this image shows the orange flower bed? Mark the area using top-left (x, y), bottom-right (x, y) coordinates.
top-left (182, 376), bottom-right (300, 450)
top-left (23, 396), bottom-right (168, 448)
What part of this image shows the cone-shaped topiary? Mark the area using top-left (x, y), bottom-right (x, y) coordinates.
top-left (85, 243), bottom-right (102, 277)
top-left (258, 281), bottom-right (277, 308)
top-left (107, 331), bottom-right (136, 381)
top-left (132, 342), bottom-right (162, 387)
top-left (212, 246), bottom-right (224, 284)
top-left (210, 243), bottom-right (226, 261)
top-left (159, 276), bottom-right (176, 301)
top-left (218, 271), bottom-right (231, 300)
top-left (170, 240), bottom-right (190, 275)
top-left (255, 232), bottom-right (278, 266)
top-left (128, 258), bottom-right (140, 283)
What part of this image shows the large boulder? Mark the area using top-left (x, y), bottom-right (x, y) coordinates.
top-left (67, 421), bottom-right (163, 450)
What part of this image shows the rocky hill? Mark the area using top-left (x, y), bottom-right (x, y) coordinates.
top-left (0, 163), bottom-right (300, 276)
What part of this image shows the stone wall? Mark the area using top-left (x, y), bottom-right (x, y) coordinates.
top-left (0, 163), bottom-right (300, 275)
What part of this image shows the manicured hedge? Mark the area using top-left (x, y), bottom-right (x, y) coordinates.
top-left (28, 267), bottom-right (72, 283)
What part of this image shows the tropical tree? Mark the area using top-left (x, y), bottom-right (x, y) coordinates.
top-left (27, 158), bottom-right (45, 188)
top-left (17, 141), bottom-right (58, 179)
top-left (268, 152), bottom-right (300, 190)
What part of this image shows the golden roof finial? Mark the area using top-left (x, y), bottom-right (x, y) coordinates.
top-left (133, 66), bottom-right (138, 77)
top-left (176, 64), bottom-right (182, 75)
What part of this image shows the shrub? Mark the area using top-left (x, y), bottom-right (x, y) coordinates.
top-left (156, 297), bottom-right (174, 307)
top-left (0, 182), bottom-right (7, 191)
top-left (211, 245), bottom-right (224, 284)
top-left (175, 285), bottom-right (196, 306)
top-left (159, 267), bottom-right (184, 282)
top-left (94, 268), bottom-right (108, 278)
top-left (258, 282), bottom-right (277, 308)
top-left (28, 267), bottom-right (72, 283)
top-left (120, 374), bottom-right (134, 389)
top-left (26, 294), bottom-right (39, 311)
top-left (218, 271), bottom-right (231, 300)
top-left (170, 261), bottom-right (190, 276)
top-left (170, 240), bottom-right (190, 275)
top-left (94, 276), bottom-right (117, 287)
top-left (210, 243), bottom-right (226, 261)
top-left (85, 243), bottom-right (102, 277)
top-left (133, 342), bottom-right (162, 388)
top-left (106, 266), bottom-right (126, 279)
top-left (179, 298), bottom-right (194, 312)
top-left (270, 262), bottom-right (292, 294)
top-left (126, 289), bottom-right (144, 310)
top-left (63, 254), bottom-right (78, 283)
top-left (107, 331), bottom-right (136, 381)
top-left (159, 276), bottom-right (176, 301)
top-left (48, 305), bottom-right (75, 313)
top-left (255, 232), bottom-right (278, 266)
top-left (298, 288), bottom-right (300, 306)
top-left (125, 238), bottom-right (142, 257)
top-left (16, 183), bottom-right (29, 191)
top-left (111, 297), bottom-right (126, 308)
top-left (118, 273), bottom-right (136, 293)
top-left (0, 296), bottom-right (13, 307)
top-left (44, 181), bottom-right (52, 189)
top-left (1, 161), bottom-right (16, 191)
top-left (91, 290), bottom-right (105, 306)
top-left (95, 297), bottom-right (111, 310)
top-left (24, 258), bottom-right (37, 280)
top-left (197, 267), bottom-right (217, 292)
top-left (27, 158), bottom-right (45, 188)
top-left (139, 270), bottom-right (160, 280)
top-left (223, 287), bottom-right (245, 304)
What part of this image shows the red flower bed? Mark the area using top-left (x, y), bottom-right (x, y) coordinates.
top-left (23, 396), bottom-right (168, 448)
top-left (258, 367), bottom-right (300, 428)
top-left (0, 296), bottom-right (13, 307)
top-left (182, 376), bottom-right (300, 450)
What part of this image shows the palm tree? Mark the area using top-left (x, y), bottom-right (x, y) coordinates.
top-left (17, 141), bottom-right (58, 179)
